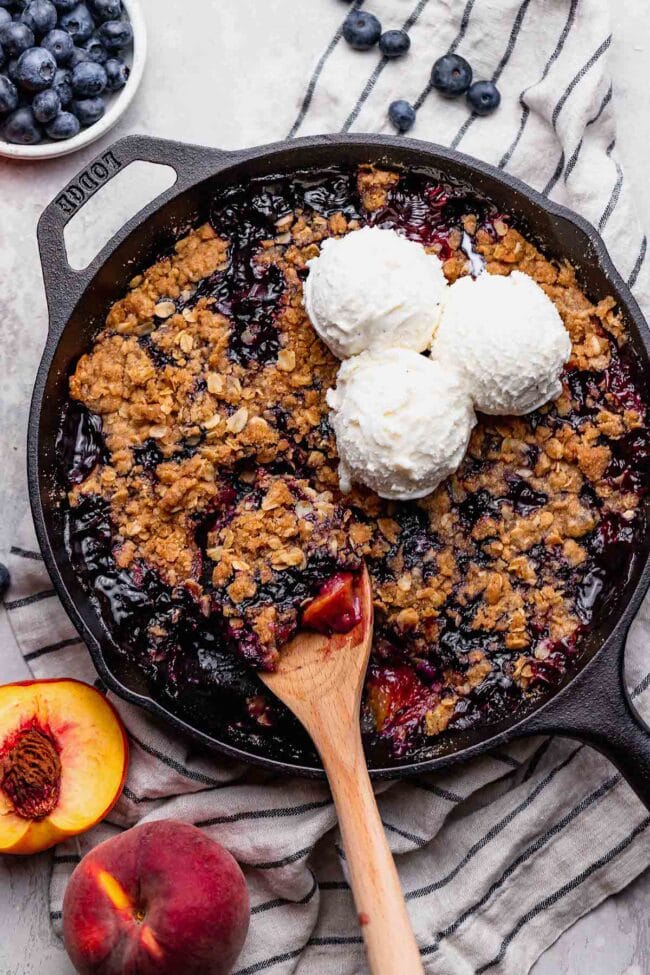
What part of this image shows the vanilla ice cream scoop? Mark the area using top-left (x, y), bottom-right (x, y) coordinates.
top-left (304, 226), bottom-right (448, 359)
top-left (326, 349), bottom-right (476, 501)
top-left (432, 270), bottom-right (572, 416)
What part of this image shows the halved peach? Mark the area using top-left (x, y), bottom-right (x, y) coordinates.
top-left (0, 679), bottom-right (128, 855)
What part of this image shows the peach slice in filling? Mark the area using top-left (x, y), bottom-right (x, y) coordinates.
top-left (302, 572), bottom-right (362, 636)
top-left (0, 679), bottom-right (128, 855)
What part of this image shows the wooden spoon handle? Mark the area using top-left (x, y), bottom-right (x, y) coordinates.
top-left (320, 728), bottom-right (425, 975)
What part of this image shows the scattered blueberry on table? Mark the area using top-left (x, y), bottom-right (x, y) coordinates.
top-left (388, 98), bottom-right (416, 133)
top-left (379, 28), bottom-right (410, 59)
top-left (466, 79), bottom-right (501, 116)
top-left (337, 5), bottom-right (501, 135)
top-left (0, 562), bottom-right (9, 598)
top-left (431, 53), bottom-right (473, 97)
top-left (342, 10), bottom-right (381, 50)
top-left (0, 0), bottom-right (132, 146)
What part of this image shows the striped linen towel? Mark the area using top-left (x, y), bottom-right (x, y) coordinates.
top-left (3, 1), bottom-right (650, 972)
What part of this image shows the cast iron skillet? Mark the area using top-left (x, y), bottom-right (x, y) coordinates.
top-left (29, 133), bottom-right (650, 807)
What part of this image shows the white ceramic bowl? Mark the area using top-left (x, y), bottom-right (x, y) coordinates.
top-left (0, 0), bottom-right (146, 160)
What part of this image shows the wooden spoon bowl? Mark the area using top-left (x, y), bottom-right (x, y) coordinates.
top-left (260, 566), bottom-right (424, 975)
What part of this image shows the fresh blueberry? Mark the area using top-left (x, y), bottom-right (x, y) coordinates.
top-left (89, 0), bottom-right (121, 21)
top-left (2, 105), bottom-right (41, 142)
top-left (96, 18), bottom-right (132, 51)
top-left (6, 56), bottom-right (18, 81)
top-left (20, 0), bottom-right (57, 35)
top-left (32, 85), bottom-right (60, 120)
top-left (379, 29), bottom-right (410, 59)
top-left (52, 0), bottom-right (78, 10)
top-left (59, 3), bottom-right (95, 43)
top-left (0, 563), bottom-right (10, 598)
top-left (0, 40), bottom-right (4, 69)
top-left (0, 9), bottom-right (10, 27)
top-left (0, 21), bottom-right (34, 57)
top-left (15, 44), bottom-right (55, 91)
top-left (81, 34), bottom-right (107, 63)
top-left (388, 98), bottom-right (416, 133)
top-left (103, 54), bottom-right (126, 89)
top-left (71, 58), bottom-right (105, 95)
top-left (16, 45), bottom-right (56, 90)
top-left (342, 11), bottom-right (381, 50)
top-left (52, 65), bottom-right (71, 103)
top-left (431, 53), bottom-right (473, 97)
top-left (45, 107), bottom-right (79, 137)
top-left (70, 92), bottom-right (103, 124)
top-left (42, 27), bottom-right (73, 62)
top-left (0, 0), bottom-right (12, 7)
top-left (466, 79), bottom-right (501, 116)
top-left (67, 44), bottom-right (88, 67)
top-left (0, 73), bottom-right (18, 112)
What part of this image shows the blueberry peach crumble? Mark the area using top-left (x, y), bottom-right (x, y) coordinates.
top-left (61, 164), bottom-right (649, 762)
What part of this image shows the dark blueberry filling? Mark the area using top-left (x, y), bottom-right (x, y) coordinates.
top-left (458, 488), bottom-right (501, 528)
top-left (184, 169), bottom-right (363, 369)
top-left (505, 476), bottom-right (548, 514)
top-left (59, 164), bottom-right (650, 766)
top-left (57, 400), bottom-right (108, 484)
top-left (137, 333), bottom-right (175, 369)
top-left (65, 492), bottom-right (314, 761)
top-left (370, 176), bottom-right (502, 259)
top-left (292, 170), bottom-right (360, 219)
top-left (132, 438), bottom-right (164, 473)
top-left (195, 188), bottom-right (286, 367)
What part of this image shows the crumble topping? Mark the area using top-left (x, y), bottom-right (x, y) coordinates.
top-left (206, 472), bottom-right (366, 669)
top-left (65, 164), bottom-right (648, 751)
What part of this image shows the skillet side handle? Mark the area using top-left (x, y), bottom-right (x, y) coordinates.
top-left (525, 629), bottom-right (650, 810)
top-left (36, 133), bottom-right (233, 335)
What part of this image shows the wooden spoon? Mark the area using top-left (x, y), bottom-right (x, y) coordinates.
top-left (260, 565), bottom-right (424, 975)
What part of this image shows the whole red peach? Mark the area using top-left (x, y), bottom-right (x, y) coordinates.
top-left (63, 820), bottom-right (250, 975)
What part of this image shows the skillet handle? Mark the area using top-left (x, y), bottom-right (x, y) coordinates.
top-left (524, 625), bottom-right (650, 810)
top-left (36, 133), bottom-right (234, 335)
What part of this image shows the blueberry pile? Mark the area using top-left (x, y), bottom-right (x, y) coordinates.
top-left (340, 6), bottom-right (501, 134)
top-left (0, 0), bottom-right (132, 146)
